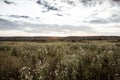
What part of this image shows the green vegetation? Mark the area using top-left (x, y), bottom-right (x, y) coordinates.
top-left (0, 41), bottom-right (120, 80)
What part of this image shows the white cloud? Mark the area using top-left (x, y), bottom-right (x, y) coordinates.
top-left (0, 0), bottom-right (120, 36)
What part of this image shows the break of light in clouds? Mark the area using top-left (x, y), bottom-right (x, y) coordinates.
top-left (0, 0), bottom-right (120, 36)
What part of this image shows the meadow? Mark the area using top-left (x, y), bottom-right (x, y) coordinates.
top-left (0, 40), bottom-right (120, 80)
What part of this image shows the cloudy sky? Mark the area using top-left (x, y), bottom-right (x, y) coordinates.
top-left (0, 0), bottom-right (120, 36)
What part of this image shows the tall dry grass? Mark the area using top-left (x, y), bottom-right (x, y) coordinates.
top-left (0, 41), bottom-right (120, 80)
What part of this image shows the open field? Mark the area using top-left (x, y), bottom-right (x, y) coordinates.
top-left (0, 40), bottom-right (120, 80)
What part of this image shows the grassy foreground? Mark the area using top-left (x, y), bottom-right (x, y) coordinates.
top-left (0, 41), bottom-right (120, 80)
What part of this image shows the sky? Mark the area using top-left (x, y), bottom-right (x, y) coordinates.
top-left (0, 0), bottom-right (120, 36)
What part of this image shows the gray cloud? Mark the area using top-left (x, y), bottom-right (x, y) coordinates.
top-left (89, 15), bottom-right (120, 24)
top-left (0, 19), bottom-right (21, 30)
top-left (4, 0), bottom-right (15, 5)
top-left (89, 19), bottom-right (109, 24)
top-left (110, 15), bottom-right (120, 23)
top-left (9, 15), bottom-right (30, 19)
top-left (0, 18), bottom-right (93, 34)
top-left (20, 23), bottom-right (93, 33)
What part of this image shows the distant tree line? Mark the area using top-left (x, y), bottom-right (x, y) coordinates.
top-left (0, 36), bottom-right (120, 42)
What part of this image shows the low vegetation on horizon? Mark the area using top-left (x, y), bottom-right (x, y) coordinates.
top-left (0, 39), bottom-right (120, 80)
